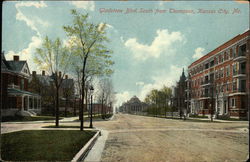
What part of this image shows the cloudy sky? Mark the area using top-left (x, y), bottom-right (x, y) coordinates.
top-left (3, 1), bottom-right (249, 107)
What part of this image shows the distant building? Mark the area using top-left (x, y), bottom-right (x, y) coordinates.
top-left (1, 55), bottom-right (41, 116)
top-left (187, 30), bottom-right (250, 119)
top-left (120, 96), bottom-right (148, 114)
top-left (171, 69), bottom-right (187, 117)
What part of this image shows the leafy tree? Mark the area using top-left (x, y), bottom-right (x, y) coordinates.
top-left (34, 36), bottom-right (72, 127)
top-left (144, 85), bottom-right (172, 117)
top-left (63, 9), bottom-right (113, 131)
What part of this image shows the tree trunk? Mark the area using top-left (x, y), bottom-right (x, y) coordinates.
top-left (55, 86), bottom-right (59, 127)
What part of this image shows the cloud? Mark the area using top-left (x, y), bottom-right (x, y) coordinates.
top-left (192, 47), bottom-right (205, 59)
top-left (136, 81), bottom-right (144, 86)
top-left (5, 1), bottom-right (48, 71)
top-left (124, 29), bottom-right (185, 61)
top-left (115, 91), bottom-right (131, 107)
top-left (15, 1), bottom-right (48, 36)
top-left (138, 65), bottom-right (183, 100)
top-left (5, 36), bottom-right (43, 72)
top-left (71, 1), bottom-right (95, 11)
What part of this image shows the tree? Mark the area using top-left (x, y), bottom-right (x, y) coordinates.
top-left (34, 36), bottom-right (72, 127)
top-left (64, 9), bottom-right (113, 131)
top-left (144, 85), bottom-right (172, 117)
top-left (96, 78), bottom-right (115, 119)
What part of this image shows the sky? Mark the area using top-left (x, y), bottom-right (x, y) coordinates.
top-left (2, 1), bottom-right (249, 108)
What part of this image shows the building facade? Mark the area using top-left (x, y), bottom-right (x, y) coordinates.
top-left (120, 96), bottom-right (148, 114)
top-left (1, 55), bottom-right (41, 116)
top-left (187, 30), bottom-right (250, 119)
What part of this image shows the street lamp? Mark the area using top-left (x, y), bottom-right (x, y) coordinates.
top-left (89, 85), bottom-right (94, 128)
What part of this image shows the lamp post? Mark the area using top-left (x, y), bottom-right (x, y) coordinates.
top-left (89, 85), bottom-right (94, 128)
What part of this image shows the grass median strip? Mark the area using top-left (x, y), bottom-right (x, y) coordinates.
top-left (1, 130), bottom-right (96, 161)
top-left (2, 116), bottom-right (63, 122)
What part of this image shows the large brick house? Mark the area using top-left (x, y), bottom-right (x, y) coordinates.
top-left (187, 30), bottom-right (250, 119)
top-left (1, 54), bottom-right (41, 116)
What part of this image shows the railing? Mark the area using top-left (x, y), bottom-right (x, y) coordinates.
top-left (232, 88), bottom-right (246, 93)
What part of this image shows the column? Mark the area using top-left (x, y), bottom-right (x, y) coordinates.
top-left (22, 96), bottom-right (24, 111)
top-left (27, 96), bottom-right (29, 110)
top-left (37, 97), bottom-right (39, 109)
top-left (32, 97), bottom-right (34, 109)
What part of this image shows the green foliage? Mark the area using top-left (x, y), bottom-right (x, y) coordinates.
top-left (63, 9), bottom-right (114, 78)
top-left (34, 36), bottom-right (72, 75)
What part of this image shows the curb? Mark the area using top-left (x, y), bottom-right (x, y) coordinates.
top-left (71, 130), bottom-right (101, 162)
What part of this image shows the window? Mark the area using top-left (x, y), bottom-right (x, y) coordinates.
top-left (233, 63), bottom-right (237, 76)
top-left (226, 65), bottom-right (230, 77)
top-left (226, 82), bottom-right (229, 92)
top-left (21, 79), bottom-right (24, 90)
top-left (220, 68), bottom-right (224, 78)
top-left (221, 54), bottom-right (224, 62)
top-left (233, 47), bottom-right (237, 58)
top-left (205, 63), bottom-right (209, 69)
top-left (233, 80), bottom-right (237, 91)
top-left (231, 98), bottom-right (236, 107)
top-left (210, 60), bottom-right (214, 67)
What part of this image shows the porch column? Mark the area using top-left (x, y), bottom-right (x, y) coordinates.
top-left (37, 97), bottom-right (39, 109)
top-left (22, 96), bottom-right (24, 111)
top-left (27, 96), bottom-right (29, 110)
top-left (32, 97), bottom-right (34, 109)
top-left (40, 98), bottom-right (41, 109)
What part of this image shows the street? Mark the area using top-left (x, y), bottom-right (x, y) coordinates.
top-left (1, 114), bottom-right (248, 162)
top-left (95, 114), bottom-right (248, 162)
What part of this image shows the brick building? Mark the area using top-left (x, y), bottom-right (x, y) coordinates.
top-left (187, 30), bottom-right (250, 119)
top-left (1, 55), bottom-right (41, 116)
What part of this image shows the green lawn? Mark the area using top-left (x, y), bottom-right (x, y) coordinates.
top-left (1, 130), bottom-right (96, 161)
top-left (2, 116), bottom-right (63, 122)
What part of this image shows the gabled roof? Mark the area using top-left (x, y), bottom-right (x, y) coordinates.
top-left (7, 61), bottom-right (26, 72)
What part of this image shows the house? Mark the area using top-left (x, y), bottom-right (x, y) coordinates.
top-left (1, 55), bottom-right (41, 116)
top-left (187, 30), bottom-right (250, 119)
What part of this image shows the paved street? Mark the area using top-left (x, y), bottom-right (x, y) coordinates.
top-left (94, 114), bottom-right (248, 162)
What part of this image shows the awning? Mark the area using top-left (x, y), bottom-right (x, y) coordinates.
top-left (7, 88), bottom-right (40, 97)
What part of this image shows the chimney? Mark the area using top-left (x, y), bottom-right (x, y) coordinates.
top-left (59, 71), bottom-right (62, 78)
top-left (13, 55), bottom-right (19, 61)
top-left (42, 70), bottom-right (45, 76)
top-left (65, 75), bottom-right (68, 79)
top-left (32, 71), bottom-right (36, 77)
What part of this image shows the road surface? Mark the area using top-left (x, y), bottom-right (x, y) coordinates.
top-left (94, 114), bottom-right (248, 162)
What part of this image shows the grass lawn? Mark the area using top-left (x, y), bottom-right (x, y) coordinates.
top-left (1, 130), bottom-right (96, 161)
top-left (2, 116), bottom-right (63, 122)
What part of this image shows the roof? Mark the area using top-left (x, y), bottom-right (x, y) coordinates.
top-left (189, 30), bottom-right (250, 69)
top-left (7, 61), bottom-right (26, 72)
top-left (1, 54), bottom-right (12, 71)
top-left (61, 79), bottom-right (74, 89)
top-left (36, 75), bottom-right (53, 86)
